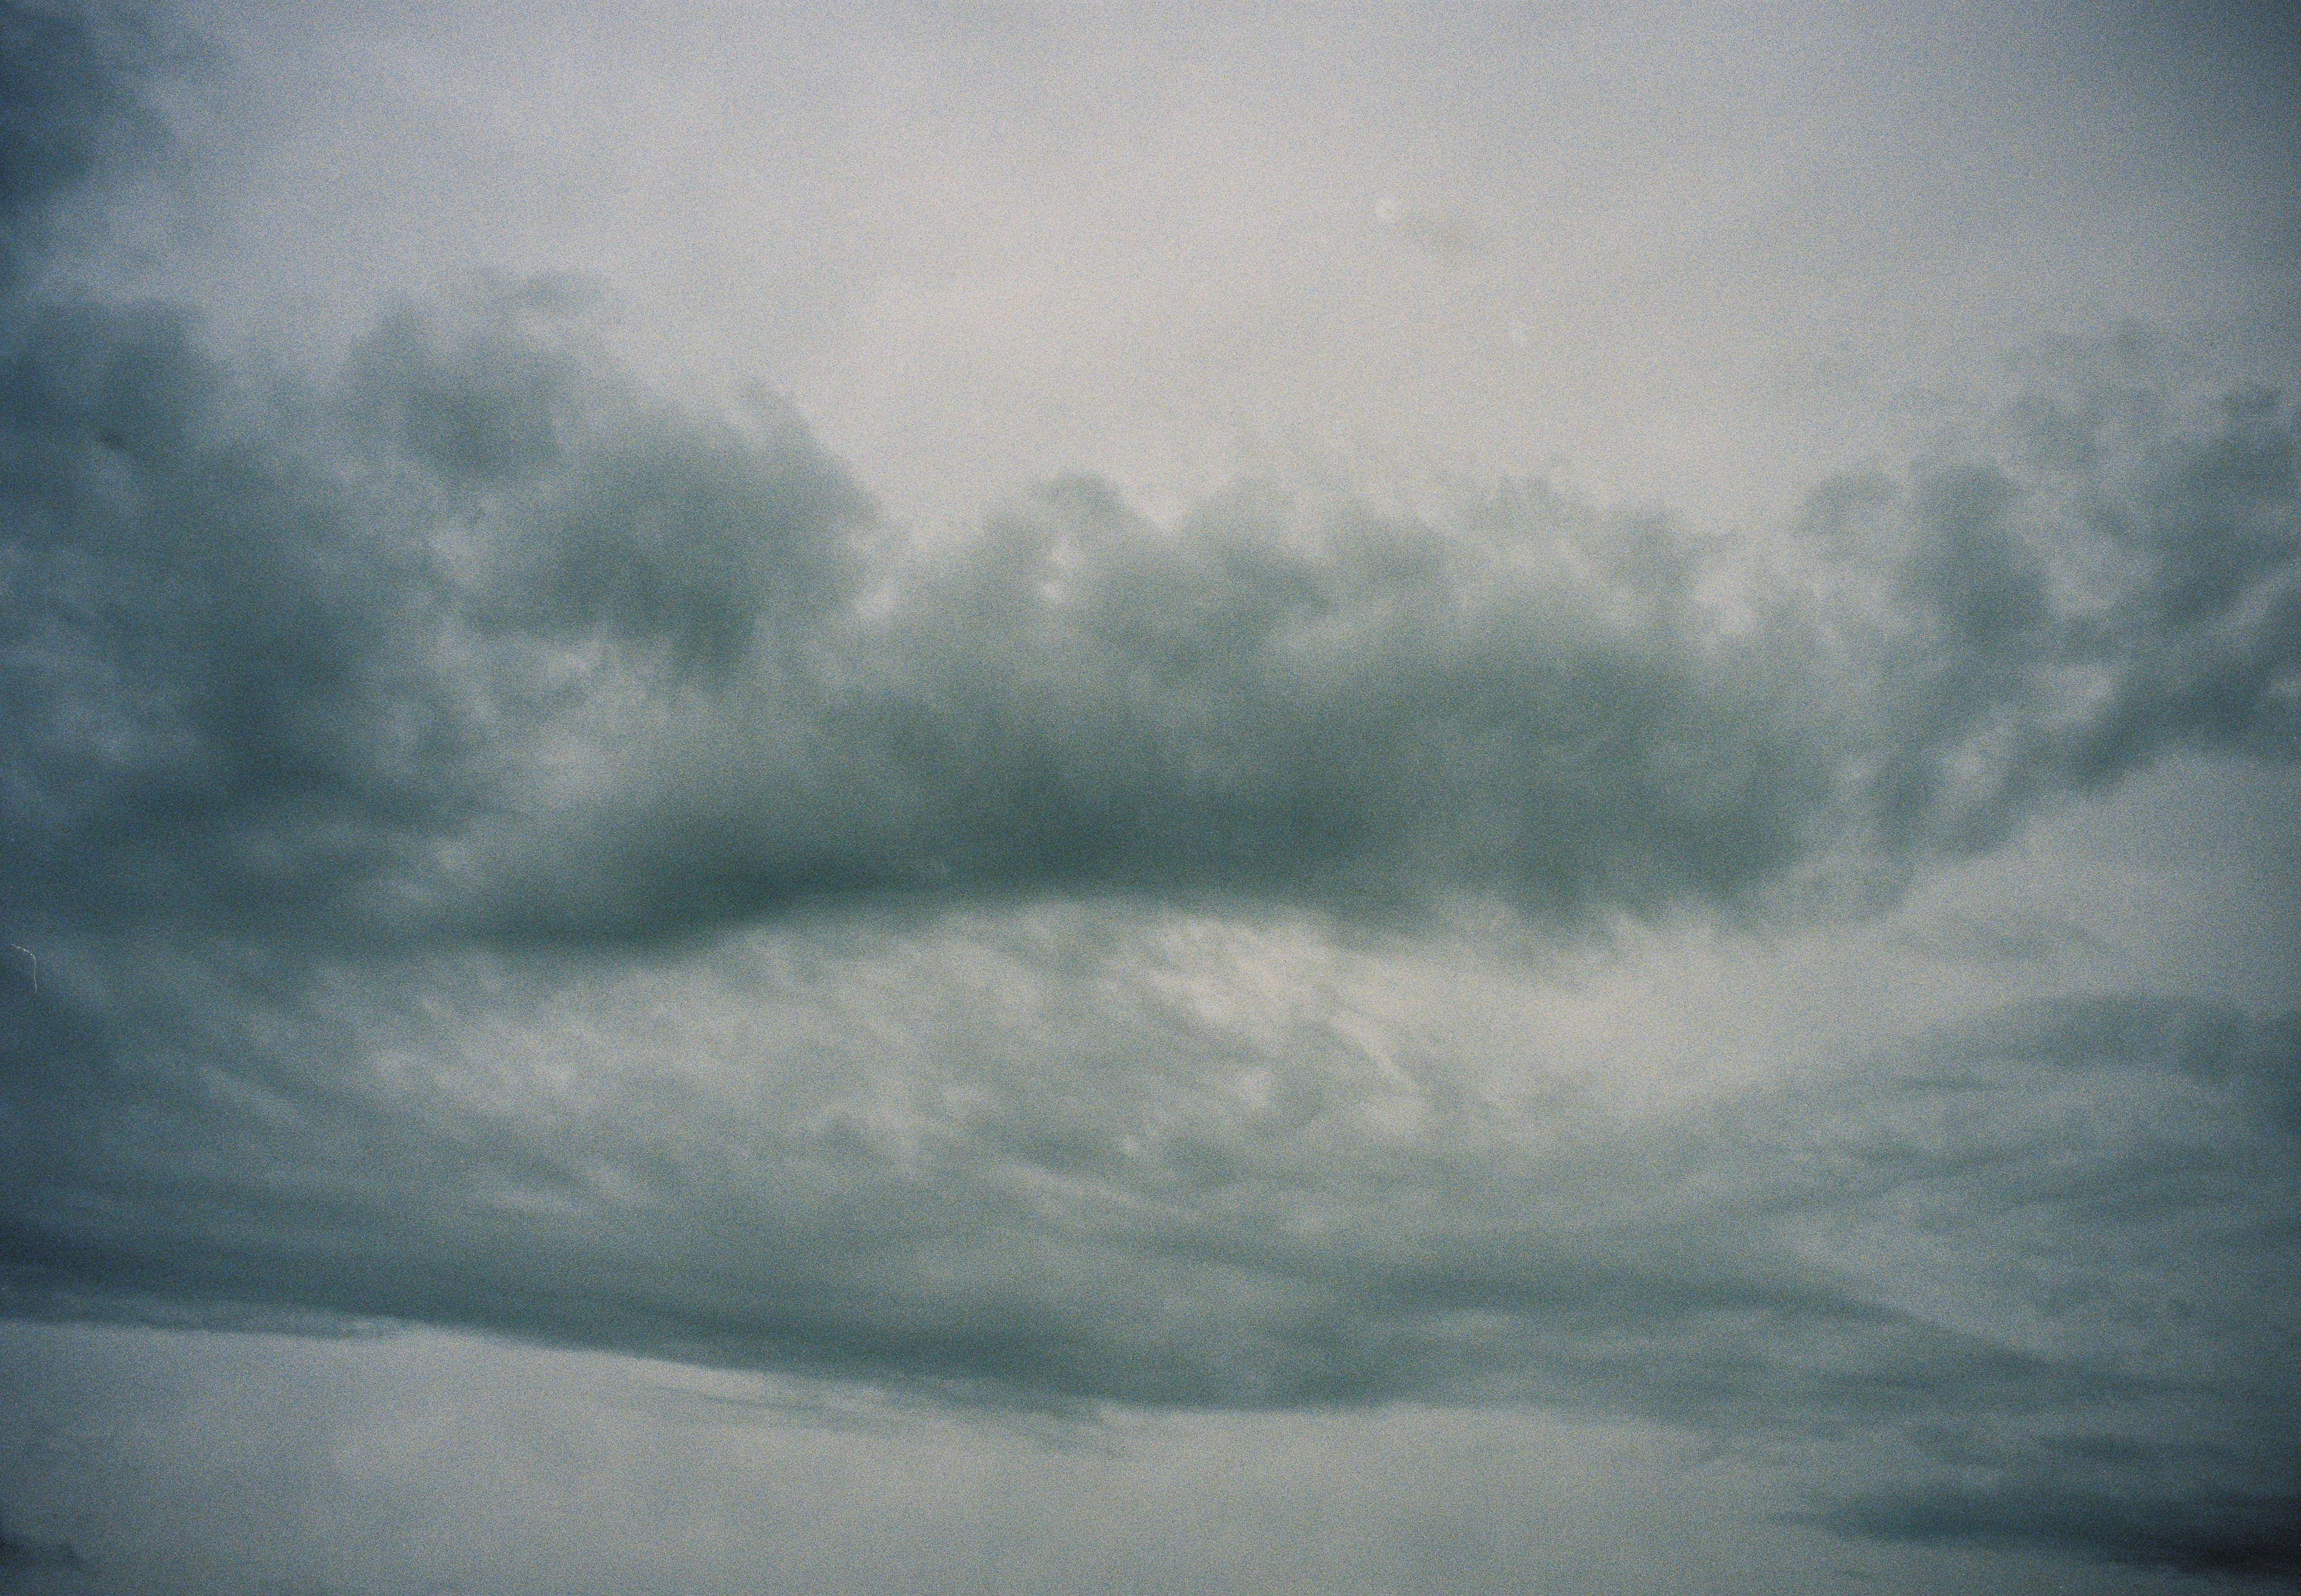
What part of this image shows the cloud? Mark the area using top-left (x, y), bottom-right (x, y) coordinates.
top-left (6, 905), bottom-right (2299, 1574)
top-left (1888, 908), bottom-right (2109, 966)
top-left (8, 909), bottom-right (2298, 1419)
top-left (0, 1515), bottom-right (84, 1572)
top-left (0, 2), bottom-right (174, 292)
top-left (2, 9), bottom-right (2299, 1583)
top-left (2, 13), bottom-right (2296, 960)
top-left (1809, 1479), bottom-right (2301, 1582)
top-left (5, 285), bottom-right (2294, 950)
top-left (3, 0), bottom-right (2296, 1395)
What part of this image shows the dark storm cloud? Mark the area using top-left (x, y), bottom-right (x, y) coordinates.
top-left (6, 285), bottom-right (2296, 947)
top-left (0, 276), bottom-right (881, 945)
top-left (2, 13), bottom-right (2296, 951)
top-left (0, 1514), bottom-right (83, 1571)
top-left (1811, 1477), bottom-right (2301, 1582)
top-left (0, 2), bottom-right (171, 291)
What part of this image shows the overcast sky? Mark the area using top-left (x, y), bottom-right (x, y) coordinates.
top-left (2, 2), bottom-right (2298, 1592)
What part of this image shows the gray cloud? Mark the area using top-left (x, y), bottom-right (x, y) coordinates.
top-left (4, 9), bottom-right (2300, 1585)
top-left (5, 913), bottom-right (2297, 1569)
top-left (5, 279), bottom-right (2294, 949)
top-left (2, 13), bottom-right (2296, 956)
top-left (0, 1513), bottom-right (84, 1572)
top-left (0, 2), bottom-right (173, 291)
top-left (11, 848), bottom-right (2301, 1406)
top-left (1810, 1479), bottom-right (2301, 1583)
top-left (5, 0), bottom-right (2298, 1399)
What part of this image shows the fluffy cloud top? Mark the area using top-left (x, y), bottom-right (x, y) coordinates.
top-left (7, 267), bottom-right (2294, 952)
top-left (2, 28), bottom-right (2294, 955)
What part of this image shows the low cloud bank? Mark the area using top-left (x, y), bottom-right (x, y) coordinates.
top-left (10, 899), bottom-right (2301, 1417)
top-left (1811, 1477), bottom-right (2301, 1583)
top-left (5, 917), bottom-right (2297, 1567)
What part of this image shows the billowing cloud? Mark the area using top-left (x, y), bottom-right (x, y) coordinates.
top-left (5, 23), bottom-right (2297, 957)
top-left (7, 259), bottom-right (2295, 951)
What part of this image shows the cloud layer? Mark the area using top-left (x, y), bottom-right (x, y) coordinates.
top-left (6, 914), bottom-right (2298, 1577)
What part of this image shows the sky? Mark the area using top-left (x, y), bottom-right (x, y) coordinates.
top-left (1, 1), bottom-right (2297, 1592)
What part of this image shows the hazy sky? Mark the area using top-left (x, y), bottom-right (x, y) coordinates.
top-left (2, 2), bottom-right (2298, 1592)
